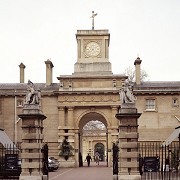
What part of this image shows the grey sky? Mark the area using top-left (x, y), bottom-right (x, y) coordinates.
top-left (0, 0), bottom-right (180, 83)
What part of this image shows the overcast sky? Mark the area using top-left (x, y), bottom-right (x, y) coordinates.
top-left (0, 0), bottom-right (180, 83)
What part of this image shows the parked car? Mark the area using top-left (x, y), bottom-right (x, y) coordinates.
top-left (48, 157), bottom-right (59, 171)
top-left (144, 157), bottom-right (159, 172)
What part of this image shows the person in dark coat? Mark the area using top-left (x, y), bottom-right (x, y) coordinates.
top-left (85, 154), bottom-right (92, 167)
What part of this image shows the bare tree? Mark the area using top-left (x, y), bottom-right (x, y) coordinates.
top-left (140, 69), bottom-right (149, 82)
top-left (83, 120), bottom-right (106, 136)
top-left (124, 66), bottom-right (135, 82)
top-left (124, 66), bottom-right (149, 82)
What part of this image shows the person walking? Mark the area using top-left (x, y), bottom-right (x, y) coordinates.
top-left (85, 153), bottom-right (92, 167)
top-left (94, 151), bottom-right (100, 165)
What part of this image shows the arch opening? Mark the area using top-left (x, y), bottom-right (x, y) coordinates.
top-left (94, 143), bottom-right (105, 161)
top-left (78, 112), bottom-right (108, 167)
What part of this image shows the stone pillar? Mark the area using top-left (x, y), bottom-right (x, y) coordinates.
top-left (115, 103), bottom-right (141, 180)
top-left (111, 106), bottom-right (119, 148)
top-left (45, 59), bottom-right (54, 86)
top-left (107, 129), bottom-right (112, 167)
top-left (67, 106), bottom-right (74, 128)
top-left (111, 106), bottom-right (119, 127)
top-left (58, 106), bottom-right (76, 168)
top-left (67, 106), bottom-right (74, 158)
top-left (91, 140), bottom-right (93, 155)
top-left (74, 130), bottom-right (79, 167)
top-left (18, 104), bottom-right (46, 180)
top-left (58, 106), bottom-right (65, 131)
top-left (19, 63), bottom-right (26, 83)
top-left (134, 57), bottom-right (142, 85)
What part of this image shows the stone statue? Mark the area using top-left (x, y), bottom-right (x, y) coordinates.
top-left (25, 80), bottom-right (41, 104)
top-left (119, 80), bottom-right (136, 104)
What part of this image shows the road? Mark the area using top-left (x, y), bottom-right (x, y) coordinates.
top-left (49, 162), bottom-right (113, 180)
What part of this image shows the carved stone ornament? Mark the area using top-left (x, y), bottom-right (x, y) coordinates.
top-left (25, 80), bottom-right (41, 105)
top-left (119, 80), bottom-right (137, 104)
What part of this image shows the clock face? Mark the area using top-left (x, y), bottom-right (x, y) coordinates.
top-left (85, 42), bottom-right (101, 57)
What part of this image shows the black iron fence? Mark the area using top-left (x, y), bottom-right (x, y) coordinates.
top-left (0, 143), bottom-right (21, 179)
top-left (138, 141), bottom-right (180, 180)
top-left (0, 143), bottom-right (49, 179)
top-left (112, 142), bottom-right (119, 175)
top-left (42, 143), bottom-right (49, 176)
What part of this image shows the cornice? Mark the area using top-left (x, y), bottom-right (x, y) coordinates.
top-left (54, 90), bottom-right (119, 95)
top-left (134, 89), bottom-right (180, 95)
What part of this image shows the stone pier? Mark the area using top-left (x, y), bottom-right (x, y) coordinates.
top-left (18, 104), bottom-right (46, 180)
top-left (115, 103), bottom-right (141, 180)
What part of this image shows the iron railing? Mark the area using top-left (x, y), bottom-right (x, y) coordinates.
top-left (138, 141), bottom-right (180, 180)
top-left (0, 143), bottom-right (21, 179)
top-left (112, 142), bottom-right (119, 175)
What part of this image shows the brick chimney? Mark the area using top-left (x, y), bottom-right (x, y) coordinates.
top-left (19, 63), bottom-right (26, 83)
top-left (45, 59), bottom-right (54, 85)
top-left (134, 57), bottom-right (142, 85)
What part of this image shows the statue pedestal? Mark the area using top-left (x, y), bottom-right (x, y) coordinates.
top-left (115, 103), bottom-right (141, 180)
top-left (18, 104), bottom-right (46, 180)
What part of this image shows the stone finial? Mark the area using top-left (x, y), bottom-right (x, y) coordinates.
top-left (19, 63), bottom-right (26, 83)
top-left (134, 57), bottom-right (142, 85)
top-left (45, 59), bottom-right (54, 86)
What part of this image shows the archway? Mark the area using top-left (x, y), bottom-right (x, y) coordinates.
top-left (78, 112), bottom-right (108, 167)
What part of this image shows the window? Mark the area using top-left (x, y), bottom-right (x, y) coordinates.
top-left (172, 98), bottom-right (179, 107)
top-left (17, 99), bottom-right (23, 107)
top-left (146, 99), bottom-right (155, 110)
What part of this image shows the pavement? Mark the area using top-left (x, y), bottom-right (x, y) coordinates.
top-left (49, 162), bottom-right (113, 180)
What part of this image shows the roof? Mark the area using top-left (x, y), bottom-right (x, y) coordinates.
top-left (0, 83), bottom-right (59, 96)
top-left (0, 81), bottom-right (179, 95)
top-left (0, 129), bottom-right (17, 149)
top-left (134, 81), bottom-right (180, 94)
top-left (136, 81), bottom-right (180, 88)
top-left (0, 83), bottom-right (59, 90)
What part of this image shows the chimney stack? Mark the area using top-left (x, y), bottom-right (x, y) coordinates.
top-left (134, 57), bottom-right (142, 85)
top-left (19, 63), bottom-right (26, 83)
top-left (45, 59), bottom-right (54, 85)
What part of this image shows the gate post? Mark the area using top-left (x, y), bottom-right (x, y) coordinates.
top-left (115, 103), bottom-right (141, 180)
top-left (18, 81), bottom-right (47, 180)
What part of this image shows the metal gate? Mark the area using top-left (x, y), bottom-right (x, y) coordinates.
top-left (42, 143), bottom-right (49, 176)
top-left (138, 141), bottom-right (180, 180)
top-left (0, 144), bottom-right (21, 179)
top-left (112, 142), bottom-right (119, 175)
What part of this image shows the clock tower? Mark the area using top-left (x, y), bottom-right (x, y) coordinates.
top-left (73, 30), bottom-right (112, 75)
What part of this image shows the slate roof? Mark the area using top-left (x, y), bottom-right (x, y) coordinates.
top-left (0, 81), bottom-right (179, 96)
top-left (0, 83), bottom-right (59, 90)
top-left (0, 83), bottom-right (59, 96)
top-left (136, 81), bottom-right (180, 88)
top-left (134, 81), bottom-right (180, 94)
